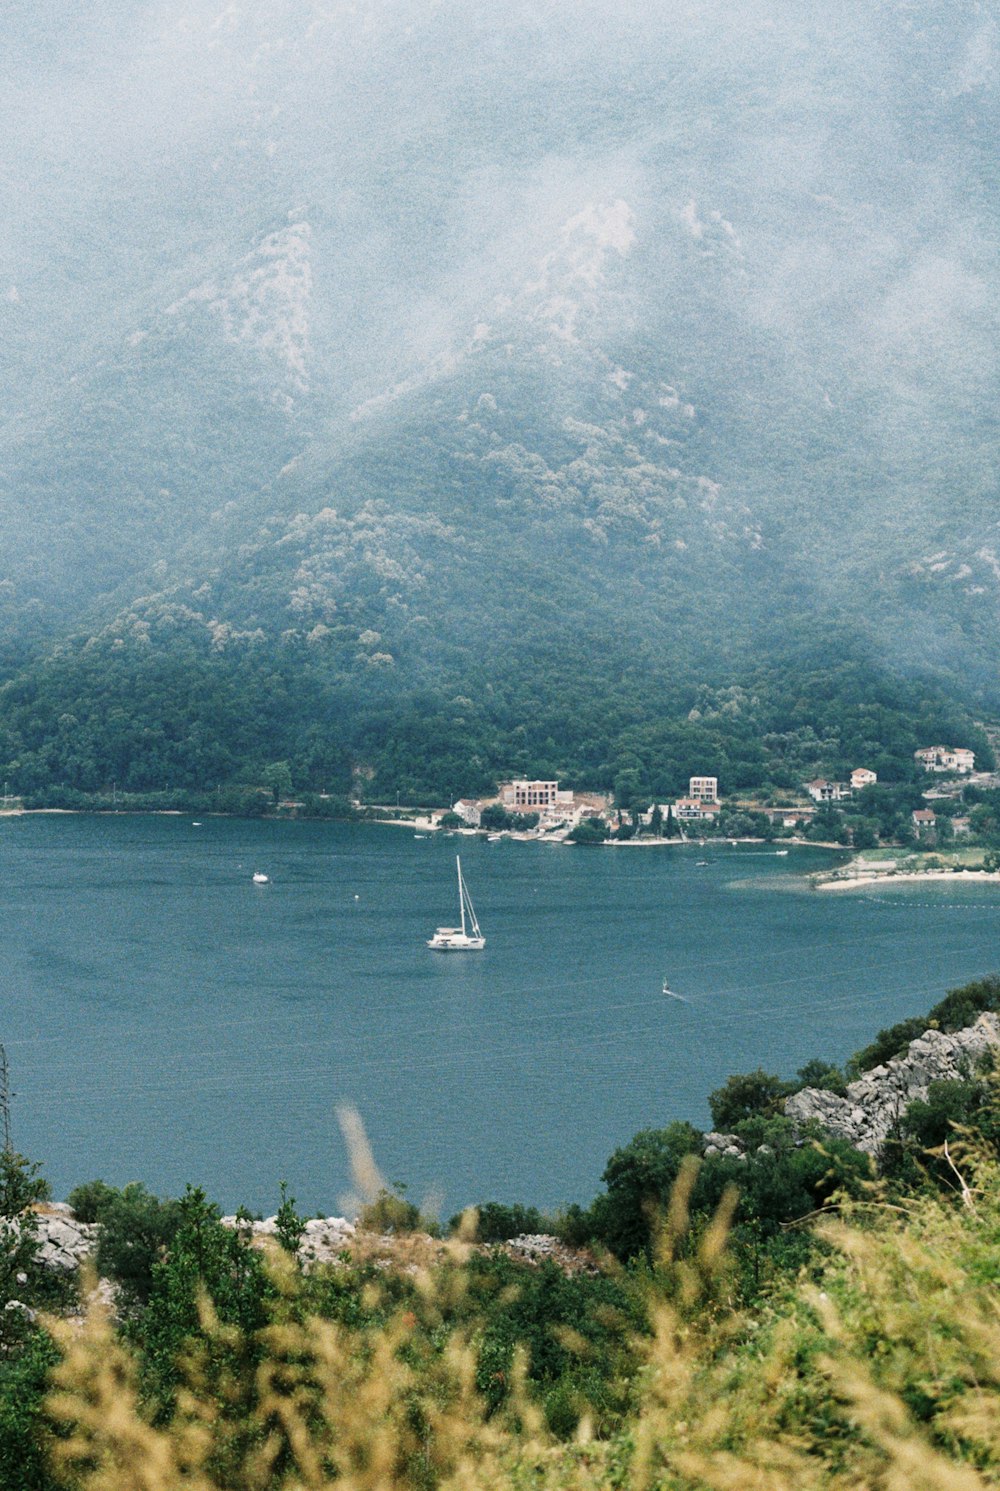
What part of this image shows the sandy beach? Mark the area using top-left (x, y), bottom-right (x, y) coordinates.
top-left (816, 868), bottom-right (1000, 892)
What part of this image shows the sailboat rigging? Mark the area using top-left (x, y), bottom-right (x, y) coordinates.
top-left (427, 856), bottom-right (485, 950)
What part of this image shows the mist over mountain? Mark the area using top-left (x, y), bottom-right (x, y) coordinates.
top-left (2, 1), bottom-right (998, 799)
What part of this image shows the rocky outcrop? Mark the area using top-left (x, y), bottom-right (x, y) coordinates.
top-left (30, 1212), bottom-right (98, 1271)
top-left (701, 1132), bottom-right (746, 1161)
top-left (220, 1214), bottom-right (356, 1269)
top-left (502, 1234), bottom-right (601, 1275)
top-left (785, 1011), bottom-right (1000, 1157)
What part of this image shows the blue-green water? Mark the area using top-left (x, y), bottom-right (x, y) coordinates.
top-left (2, 815), bottom-right (999, 1216)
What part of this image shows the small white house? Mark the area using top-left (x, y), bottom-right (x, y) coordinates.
top-left (673, 797), bottom-right (722, 822)
top-left (806, 778), bottom-right (851, 803)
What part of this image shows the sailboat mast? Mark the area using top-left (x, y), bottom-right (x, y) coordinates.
top-left (457, 856), bottom-right (466, 936)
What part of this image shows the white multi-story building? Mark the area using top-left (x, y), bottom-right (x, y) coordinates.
top-left (500, 779), bottom-right (559, 811)
top-left (915, 747), bottom-right (976, 774)
top-left (851, 768), bottom-right (877, 790)
top-left (497, 780), bottom-right (576, 823)
top-left (688, 775), bottom-right (719, 802)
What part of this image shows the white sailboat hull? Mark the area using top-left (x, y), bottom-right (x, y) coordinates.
top-left (427, 930), bottom-right (485, 950)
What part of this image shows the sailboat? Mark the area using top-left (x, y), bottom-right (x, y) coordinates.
top-left (427, 856), bottom-right (485, 950)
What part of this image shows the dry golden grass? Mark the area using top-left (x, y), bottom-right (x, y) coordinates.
top-left (40, 1136), bottom-right (1000, 1490)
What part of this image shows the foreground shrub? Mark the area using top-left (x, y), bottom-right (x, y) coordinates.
top-left (41, 1140), bottom-right (1000, 1490)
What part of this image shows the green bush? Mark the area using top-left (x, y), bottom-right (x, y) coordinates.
top-left (80, 1182), bottom-right (185, 1308)
top-left (451, 1201), bottom-right (546, 1242)
top-left (567, 818), bottom-right (608, 845)
top-left (589, 1122), bottom-right (702, 1261)
top-left (708, 1069), bottom-right (793, 1130)
top-left (358, 1187), bottom-right (423, 1235)
top-left (65, 1179), bottom-right (118, 1224)
top-left (0, 1329), bottom-right (60, 1491)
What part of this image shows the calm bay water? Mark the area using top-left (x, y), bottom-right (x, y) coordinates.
top-left (2, 814), bottom-right (999, 1217)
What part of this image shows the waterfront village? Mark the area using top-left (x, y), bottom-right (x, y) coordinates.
top-left (390, 742), bottom-right (1000, 869)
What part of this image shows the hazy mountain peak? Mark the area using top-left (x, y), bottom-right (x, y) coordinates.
top-left (3, 0), bottom-right (1000, 793)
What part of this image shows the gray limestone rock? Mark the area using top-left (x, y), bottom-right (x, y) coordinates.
top-left (701, 1132), bottom-right (744, 1153)
top-left (4, 1300), bottom-right (37, 1324)
top-left (785, 1011), bottom-right (1000, 1158)
top-left (220, 1214), bottom-right (356, 1270)
top-left (27, 1214), bottom-right (98, 1271)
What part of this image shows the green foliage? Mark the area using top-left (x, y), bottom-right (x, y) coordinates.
top-left (479, 805), bottom-right (538, 832)
top-left (2, 580), bottom-right (988, 812)
top-left (851, 820), bottom-right (878, 850)
top-left (588, 1123), bottom-right (702, 1262)
top-left (881, 1077), bottom-right (1000, 1192)
top-left (847, 1017), bottom-right (929, 1078)
top-left (464, 1252), bottom-right (640, 1436)
top-left (795, 1057), bottom-right (849, 1096)
top-left (261, 760), bottom-right (293, 804)
top-left (927, 973), bottom-right (1000, 1031)
top-left (0, 1150), bottom-right (50, 1219)
top-left (451, 1201), bottom-right (546, 1243)
top-left (708, 1068), bottom-right (793, 1130)
top-left (64, 1179), bottom-right (118, 1224)
top-left (0, 1150), bottom-right (53, 1341)
top-left (358, 1186), bottom-right (423, 1236)
top-left (567, 817), bottom-right (608, 845)
top-left (273, 1182), bottom-right (306, 1255)
top-left (131, 1186), bottom-right (271, 1416)
top-left (0, 1329), bottom-right (60, 1491)
top-left (84, 1182), bottom-right (186, 1309)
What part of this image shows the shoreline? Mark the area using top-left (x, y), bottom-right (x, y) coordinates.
top-left (2, 807), bottom-right (845, 855)
top-left (8, 811), bottom-right (988, 891)
top-left (816, 868), bottom-right (1000, 892)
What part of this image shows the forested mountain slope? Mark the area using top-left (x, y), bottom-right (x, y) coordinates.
top-left (2, 2), bottom-right (998, 798)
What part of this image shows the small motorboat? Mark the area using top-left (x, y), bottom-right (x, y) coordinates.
top-left (252, 872), bottom-right (269, 884)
